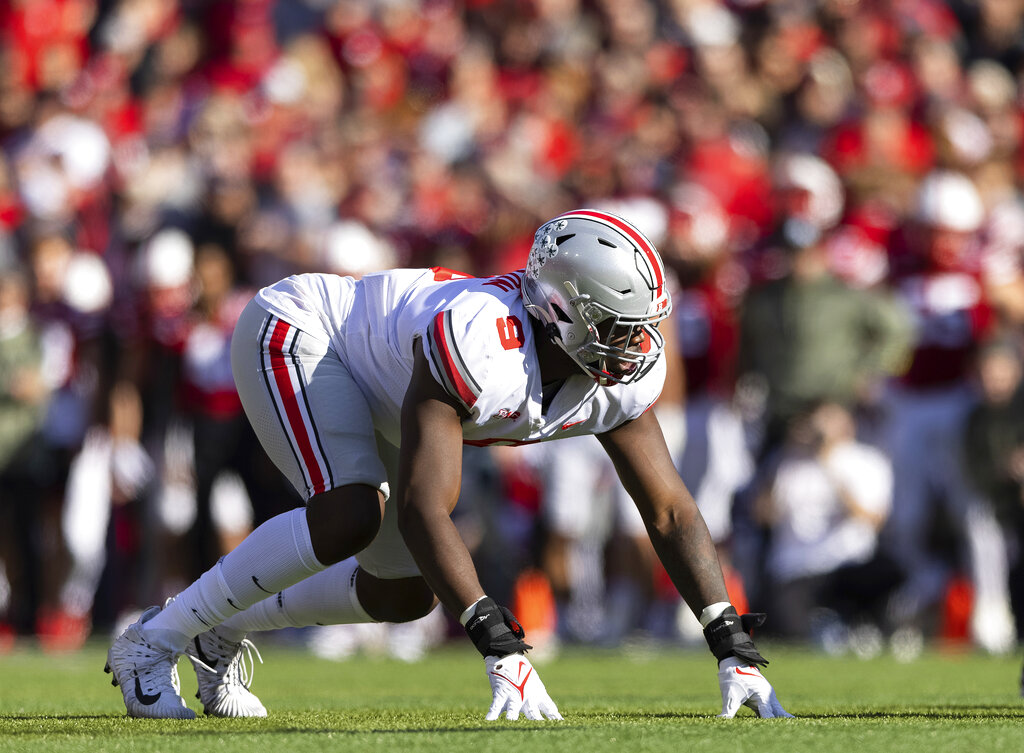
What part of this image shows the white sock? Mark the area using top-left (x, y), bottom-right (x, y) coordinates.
top-left (216, 557), bottom-right (374, 640)
top-left (142, 508), bottom-right (324, 652)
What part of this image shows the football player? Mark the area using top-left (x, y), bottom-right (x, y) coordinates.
top-left (105, 210), bottom-right (790, 721)
top-left (882, 172), bottom-right (1013, 649)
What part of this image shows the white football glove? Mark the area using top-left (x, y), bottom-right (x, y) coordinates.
top-left (717, 657), bottom-right (793, 718)
top-left (484, 653), bottom-right (563, 721)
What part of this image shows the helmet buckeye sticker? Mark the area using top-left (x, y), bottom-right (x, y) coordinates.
top-left (526, 219), bottom-right (569, 279)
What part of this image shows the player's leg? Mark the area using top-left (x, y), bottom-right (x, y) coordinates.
top-left (347, 435), bottom-right (439, 623)
top-left (189, 435), bottom-right (436, 717)
top-left (538, 436), bottom-right (608, 642)
top-left (105, 301), bottom-right (388, 718)
top-left (879, 389), bottom-right (939, 631)
top-left (217, 442), bottom-right (436, 636)
top-left (216, 437), bottom-right (438, 632)
top-left (165, 486), bottom-right (384, 719)
top-left (159, 306), bottom-right (391, 629)
top-left (213, 557), bottom-right (436, 637)
top-left (602, 479), bottom-right (657, 645)
top-left (188, 437), bottom-right (437, 717)
top-left (185, 558), bottom-right (438, 714)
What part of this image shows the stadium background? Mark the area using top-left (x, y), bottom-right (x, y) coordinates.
top-left (0, 0), bottom-right (1022, 670)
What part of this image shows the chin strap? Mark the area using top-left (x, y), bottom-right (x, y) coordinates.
top-left (543, 322), bottom-right (561, 344)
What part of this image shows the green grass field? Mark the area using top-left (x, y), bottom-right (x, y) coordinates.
top-left (0, 641), bottom-right (1021, 752)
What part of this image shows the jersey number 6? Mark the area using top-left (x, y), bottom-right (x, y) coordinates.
top-left (496, 316), bottom-right (525, 350)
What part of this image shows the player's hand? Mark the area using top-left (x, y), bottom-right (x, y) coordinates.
top-left (717, 657), bottom-right (793, 718)
top-left (484, 653), bottom-right (563, 721)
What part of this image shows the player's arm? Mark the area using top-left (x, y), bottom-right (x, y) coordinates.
top-left (597, 408), bottom-right (729, 616)
top-left (395, 338), bottom-right (484, 617)
top-left (598, 409), bottom-right (792, 718)
top-left (396, 339), bottom-right (560, 721)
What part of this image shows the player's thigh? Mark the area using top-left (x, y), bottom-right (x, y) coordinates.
top-left (230, 299), bottom-right (389, 502)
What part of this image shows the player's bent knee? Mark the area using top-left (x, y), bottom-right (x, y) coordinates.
top-left (356, 571), bottom-right (438, 623)
top-left (305, 485), bottom-right (385, 566)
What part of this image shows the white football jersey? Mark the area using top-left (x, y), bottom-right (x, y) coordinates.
top-left (256, 268), bottom-right (665, 446)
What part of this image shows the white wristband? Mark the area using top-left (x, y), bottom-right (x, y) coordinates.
top-left (459, 596), bottom-right (488, 626)
top-left (699, 601), bottom-right (732, 628)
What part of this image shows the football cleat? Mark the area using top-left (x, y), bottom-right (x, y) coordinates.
top-left (104, 605), bottom-right (196, 719)
top-left (188, 627), bottom-right (267, 718)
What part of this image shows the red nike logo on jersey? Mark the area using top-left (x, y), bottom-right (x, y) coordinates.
top-left (735, 666), bottom-right (761, 678)
top-left (491, 661), bottom-right (533, 700)
top-left (561, 420), bottom-right (585, 430)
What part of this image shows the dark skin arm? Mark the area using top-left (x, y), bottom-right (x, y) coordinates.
top-left (597, 408), bottom-right (730, 616)
top-left (397, 325), bottom-right (727, 621)
top-left (395, 339), bottom-right (486, 617)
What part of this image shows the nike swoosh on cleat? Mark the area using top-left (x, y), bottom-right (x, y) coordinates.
top-left (193, 637), bottom-right (218, 670)
top-left (134, 676), bottom-right (162, 706)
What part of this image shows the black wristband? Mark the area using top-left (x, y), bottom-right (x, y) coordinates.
top-left (703, 606), bottom-right (769, 667)
top-left (464, 597), bottom-right (532, 658)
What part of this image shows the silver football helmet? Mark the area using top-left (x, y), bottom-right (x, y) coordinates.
top-left (522, 209), bottom-right (672, 385)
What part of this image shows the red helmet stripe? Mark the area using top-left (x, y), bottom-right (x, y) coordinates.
top-left (558, 209), bottom-right (664, 296)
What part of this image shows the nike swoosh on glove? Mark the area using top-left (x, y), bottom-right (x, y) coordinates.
top-left (717, 657), bottom-right (794, 718)
top-left (484, 653), bottom-right (563, 721)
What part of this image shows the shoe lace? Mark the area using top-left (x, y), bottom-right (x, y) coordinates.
top-left (189, 634), bottom-right (263, 692)
top-left (224, 638), bottom-right (262, 690)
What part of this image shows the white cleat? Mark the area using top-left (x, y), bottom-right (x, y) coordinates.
top-left (104, 606), bottom-right (196, 719)
top-left (188, 628), bottom-right (267, 718)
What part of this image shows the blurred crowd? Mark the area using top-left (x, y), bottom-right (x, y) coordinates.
top-left (1, 0), bottom-right (1024, 662)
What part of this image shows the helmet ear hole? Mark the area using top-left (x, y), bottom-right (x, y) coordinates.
top-left (550, 302), bottom-right (573, 324)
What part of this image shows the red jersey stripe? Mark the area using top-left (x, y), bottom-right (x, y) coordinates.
top-left (431, 311), bottom-right (478, 409)
top-left (268, 319), bottom-right (327, 495)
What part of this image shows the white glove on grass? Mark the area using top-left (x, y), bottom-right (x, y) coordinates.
top-left (717, 657), bottom-right (793, 718)
top-left (484, 653), bottom-right (562, 721)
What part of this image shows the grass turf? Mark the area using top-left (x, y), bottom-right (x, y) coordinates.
top-left (0, 640), bottom-right (1020, 752)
